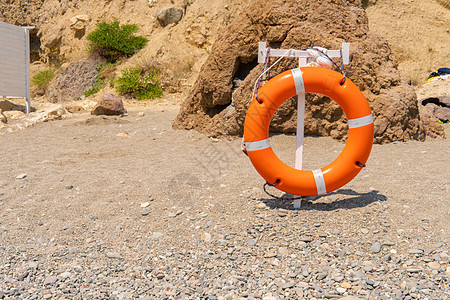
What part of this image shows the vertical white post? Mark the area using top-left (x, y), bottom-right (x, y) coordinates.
top-left (24, 27), bottom-right (31, 114)
top-left (294, 57), bottom-right (308, 209)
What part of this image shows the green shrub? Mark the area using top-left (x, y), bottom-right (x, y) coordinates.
top-left (84, 79), bottom-right (105, 97)
top-left (32, 69), bottom-right (56, 89)
top-left (84, 62), bottom-right (118, 97)
top-left (115, 66), bottom-right (163, 100)
top-left (87, 20), bottom-right (148, 62)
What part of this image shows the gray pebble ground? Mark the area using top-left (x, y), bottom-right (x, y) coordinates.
top-left (0, 107), bottom-right (448, 299)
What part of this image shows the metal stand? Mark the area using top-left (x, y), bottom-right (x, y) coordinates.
top-left (257, 42), bottom-right (350, 209)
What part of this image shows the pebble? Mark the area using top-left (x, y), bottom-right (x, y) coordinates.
top-left (65, 185), bottom-right (73, 189)
top-left (150, 232), bottom-right (164, 240)
top-left (0, 146), bottom-right (448, 300)
top-left (15, 173), bottom-right (27, 179)
top-left (141, 210), bottom-right (150, 216)
top-left (278, 211), bottom-right (287, 217)
top-left (341, 282), bottom-right (351, 289)
top-left (106, 252), bottom-right (122, 259)
top-left (264, 252), bottom-right (277, 258)
top-left (43, 276), bottom-right (57, 285)
top-left (363, 265), bottom-right (373, 272)
top-left (370, 242), bottom-right (382, 253)
top-left (202, 232), bottom-right (212, 242)
top-left (168, 210), bottom-right (183, 217)
top-left (360, 228), bottom-right (369, 234)
top-left (246, 239), bottom-right (256, 246)
top-left (408, 249), bottom-right (424, 255)
top-left (427, 262), bottom-right (440, 269)
top-left (257, 203), bottom-right (267, 209)
top-left (59, 271), bottom-right (71, 279)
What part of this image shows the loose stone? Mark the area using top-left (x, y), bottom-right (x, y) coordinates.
top-left (370, 242), bottom-right (382, 253)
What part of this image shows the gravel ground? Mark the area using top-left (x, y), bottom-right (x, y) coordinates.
top-left (0, 101), bottom-right (448, 299)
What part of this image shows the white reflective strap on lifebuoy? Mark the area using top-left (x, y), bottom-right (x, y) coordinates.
top-left (291, 68), bottom-right (305, 94)
top-left (244, 139), bottom-right (271, 151)
top-left (348, 114), bottom-right (373, 129)
top-left (312, 169), bottom-right (327, 195)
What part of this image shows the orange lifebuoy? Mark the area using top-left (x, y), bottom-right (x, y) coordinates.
top-left (244, 67), bottom-right (374, 196)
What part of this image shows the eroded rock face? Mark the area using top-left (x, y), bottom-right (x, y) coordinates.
top-left (46, 59), bottom-right (100, 103)
top-left (173, 0), bottom-right (427, 144)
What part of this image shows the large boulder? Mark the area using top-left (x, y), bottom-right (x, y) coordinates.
top-left (173, 0), bottom-right (427, 144)
top-left (91, 94), bottom-right (127, 116)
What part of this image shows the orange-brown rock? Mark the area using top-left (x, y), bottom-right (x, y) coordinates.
top-left (173, 0), bottom-right (427, 144)
top-left (91, 93), bottom-right (127, 116)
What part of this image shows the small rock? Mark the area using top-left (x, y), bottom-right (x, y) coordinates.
top-left (360, 228), bottom-right (369, 234)
top-left (16, 173), bottom-right (27, 179)
top-left (69, 14), bottom-right (89, 31)
top-left (59, 271), bottom-right (71, 279)
top-left (246, 239), bottom-right (257, 246)
top-left (44, 276), bottom-right (58, 285)
top-left (383, 241), bottom-right (396, 246)
top-left (116, 132), bottom-right (129, 137)
top-left (168, 210), bottom-right (183, 218)
top-left (354, 270), bottom-right (366, 279)
top-left (264, 252), bottom-right (277, 258)
top-left (65, 185), bottom-right (73, 189)
top-left (427, 262), bottom-right (440, 269)
top-left (332, 229), bottom-right (341, 235)
top-left (299, 237), bottom-right (313, 243)
top-left (341, 282), bottom-right (352, 289)
top-left (406, 268), bottom-right (422, 273)
top-left (317, 272), bottom-right (328, 280)
top-left (363, 265), bottom-right (373, 272)
top-left (257, 203), bottom-right (267, 209)
top-left (202, 232), bottom-right (212, 242)
top-left (282, 282), bottom-right (295, 289)
top-left (253, 187), bottom-right (262, 194)
top-left (370, 242), bottom-right (382, 253)
top-left (141, 210), bottom-right (150, 216)
top-left (156, 7), bottom-right (184, 27)
top-left (150, 232), bottom-right (164, 240)
top-left (137, 112), bottom-right (145, 117)
top-left (106, 252), bottom-right (122, 259)
top-left (278, 247), bottom-right (289, 255)
top-left (140, 202), bottom-right (150, 208)
top-left (408, 249), bottom-right (424, 255)
top-left (278, 211), bottom-right (287, 217)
